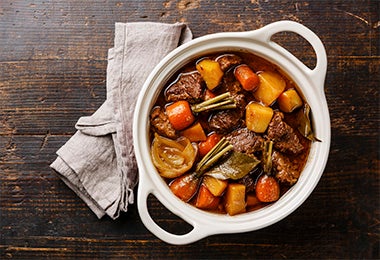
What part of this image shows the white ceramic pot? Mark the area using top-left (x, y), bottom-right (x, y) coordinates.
top-left (133, 20), bottom-right (330, 245)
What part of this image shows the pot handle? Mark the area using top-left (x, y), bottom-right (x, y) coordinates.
top-left (251, 20), bottom-right (327, 92)
top-left (137, 175), bottom-right (209, 245)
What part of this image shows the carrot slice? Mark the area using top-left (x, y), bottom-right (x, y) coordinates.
top-left (166, 100), bottom-right (195, 131)
top-left (204, 89), bottom-right (216, 100)
top-left (255, 175), bottom-right (280, 202)
top-left (195, 184), bottom-right (220, 209)
top-left (169, 173), bottom-right (200, 202)
top-left (198, 133), bottom-right (221, 157)
top-left (246, 194), bottom-right (261, 207)
top-left (181, 122), bottom-right (207, 142)
top-left (234, 64), bottom-right (260, 91)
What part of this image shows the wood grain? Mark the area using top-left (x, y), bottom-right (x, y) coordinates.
top-left (1, 0), bottom-right (379, 258)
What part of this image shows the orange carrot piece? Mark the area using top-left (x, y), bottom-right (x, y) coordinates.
top-left (246, 194), bottom-right (261, 207)
top-left (198, 133), bottom-right (221, 157)
top-left (255, 175), bottom-right (280, 202)
top-left (181, 122), bottom-right (207, 142)
top-left (169, 173), bottom-right (200, 202)
top-left (234, 64), bottom-right (260, 91)
top-left (166, 100), bottom-right (195, 131)
top-left (204, 89), bottom-right (216, 100)
top-left (195, 184), bottom-right (220, 209)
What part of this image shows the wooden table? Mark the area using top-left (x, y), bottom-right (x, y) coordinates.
top-left (1, 0), bottom-right (379, 258)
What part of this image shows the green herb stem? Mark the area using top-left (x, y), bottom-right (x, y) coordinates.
top-left (263, 140), bottom-right (273, 175)
top-left (191, 92), bottom-right (236, 113)
top-left (195, 137), bottom-right (233, 176)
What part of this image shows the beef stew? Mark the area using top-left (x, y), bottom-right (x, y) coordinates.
top-left (149, 51), bottom-right (317, 216)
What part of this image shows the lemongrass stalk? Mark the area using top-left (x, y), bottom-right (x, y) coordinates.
top-left (193, 99), bottom-right (235, 113)
top-left (191, 92), bottom-right (236, 113)
top-left (197, 144), bottom-right (233, 175)
top-left (195, 137), bottom-right (233, 176)
top-left (196, 137), bottom-right (227, 171)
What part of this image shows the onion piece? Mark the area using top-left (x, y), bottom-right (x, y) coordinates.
top-left (151, 133), bottom-right (198, 178)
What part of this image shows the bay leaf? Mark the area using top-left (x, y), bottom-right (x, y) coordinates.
top-left (296, 103), bottom-right (321, 142)
top-left (205, 151), bottom-right (260, 180)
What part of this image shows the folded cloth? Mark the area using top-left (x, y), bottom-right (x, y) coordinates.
top-left (50, 22), bottom-right (192, 219)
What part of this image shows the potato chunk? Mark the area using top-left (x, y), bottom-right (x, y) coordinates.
top-left (245, 102), bottom-right (274, 133)
top-left (196, 59), bottom-right (224, 90)
top-left (224, 183), bottom-right (246, 216)
top-left (203, 176), bottom-right (228, 196)
top-left (277, 88), bottom-right (303, 113)
top-left (254, 71), bottom-right (286, 106)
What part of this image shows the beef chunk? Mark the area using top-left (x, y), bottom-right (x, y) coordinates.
top-left (216, 54), bottom-right (243, 72)
top-left (209, 110), bottom-right (242, 134)
top-left (227, 128), bottom-right (264, 154)
top-left (231, 93), bottom-right (247, 110)
top-left (238, 167), bottom-right (263, 192)
top-left (219, 75), bottom-right (242, 94)
top-left (150, 106), bottom-right (177, 139)
top-left (272, 151), bottom-right (300, 185)
top-left (239, 174), bottom-right (256, 193)
top-left (267, 111), bottom-right (304, 154)
top-left (208, 91), bottom-right (247, 134)
top-left (165, 72), bottom-right (204, 103)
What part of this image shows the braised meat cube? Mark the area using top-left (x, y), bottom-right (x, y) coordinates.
top-left (227, 128), bottom-right (264, 155)
top-left (216, 54), bottom-right (243, 72)
top-left (165, 72), bottom-right (204, 103)
top-left (209, 110), bottom-right (242, 134)
top-left (209, 93), bottom-right (246, 134)
top-left (150, 106), bottom-right (178, 139)
top-left (238, 167), bottom-right (263, 193)
top-left (219, 71), bottom-right (243, 94)
top-left (232, 93), bottom-right (247, 110)
top-left (239, 173), bottom-right (256, 193)
top-left (272, 151), bottom-right (301, 185)
top-left (267, 111), bottom-right (304, 154)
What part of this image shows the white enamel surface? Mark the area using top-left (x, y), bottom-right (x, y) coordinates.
top-left (133, 21), bottom-right (330, 245)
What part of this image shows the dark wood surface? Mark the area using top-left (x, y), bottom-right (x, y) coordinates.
top-left (1, 0), bottom-right (379, 258)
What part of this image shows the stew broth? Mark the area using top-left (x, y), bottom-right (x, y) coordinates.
top-left (149, 51), bottom-right (313, 215)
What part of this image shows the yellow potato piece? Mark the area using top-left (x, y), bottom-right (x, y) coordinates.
top-left (203, 176), bottom-right (228, 196)
top-left (224, 183), bottom-right (246, 216)
top-left (196, 59), bottom-right (224, 90)
top-left (245, 102), bottom-right (274, 133)
top-left (277, 88), bottom-right (303, 113)
top-left (254, 71), bottom-right (286, 106)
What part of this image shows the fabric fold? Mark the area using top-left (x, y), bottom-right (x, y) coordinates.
top-left (50, 22), bottom-right (193, 219)
top-left (75, 100), bottom-right (116, 136)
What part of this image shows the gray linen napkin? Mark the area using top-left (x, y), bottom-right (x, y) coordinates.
top-left (50, 22), bottom-right (192, 219)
